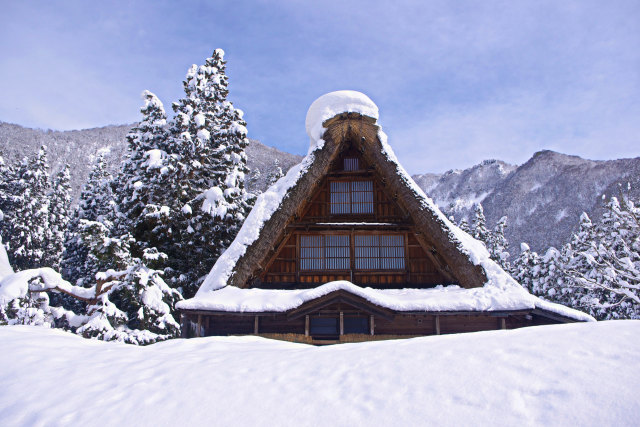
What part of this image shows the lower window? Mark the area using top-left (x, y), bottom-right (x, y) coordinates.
top-left (309, 317), bottom-right (339, 336)
top-left (354, 235), bottom-right (405, 270)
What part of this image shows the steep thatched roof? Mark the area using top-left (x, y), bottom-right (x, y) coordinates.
top-left (198, 110), bottom-right (492, 291)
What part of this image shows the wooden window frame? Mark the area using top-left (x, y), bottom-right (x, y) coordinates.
top-left (328, 178), bottom-right (375, 215)
top-left (298, 232), bottom-right (407, 273)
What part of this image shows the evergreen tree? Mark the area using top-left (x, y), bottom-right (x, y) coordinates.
top-left (266, 159), bottom-right (284, 187)
top-left (6, 146), bottom-right (51, 270)
top-left (114, 90), bottom-right (176, 259)
top-left (510, 243), bottom-right (540, 293)
top-left (46, 165), bottom-right (72, 270)
top-left (565, 194), bottom-right (640, 319)
top-left (61, 152), bottom-right (115, 286)
top-left (458, 218), bottom-right (471, 234)
top-left (488, 216), bottom-right (511, 270)
top-left (75, 221), bottom-right (182, 343)
top-left (168, 49), bottom-right (253, 297)
top-left (471, 204), bottom-right (490, 246)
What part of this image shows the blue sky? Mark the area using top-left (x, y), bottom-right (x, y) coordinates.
top-left (1, 0), bottom-right (638, 173)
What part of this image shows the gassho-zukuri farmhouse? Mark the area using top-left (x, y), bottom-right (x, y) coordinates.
top-left (176, 91), bottom-right (593, 344)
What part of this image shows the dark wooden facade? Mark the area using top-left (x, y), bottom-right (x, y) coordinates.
top-left (250, 148), bottom-right (454, 290)
top-left (181, 289), bottom-right (576, 344)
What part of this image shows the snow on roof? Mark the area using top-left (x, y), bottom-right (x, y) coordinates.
top-left (305, 90), bottom-right (378, 148)
top-left (179, 90), bottom-right (593, 323)
top-left (178, 280), bottom-right (593, 322)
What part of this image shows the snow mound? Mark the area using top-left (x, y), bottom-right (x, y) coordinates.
top-left (0, 322), bottom-right (638, 426)
top-left (305, 90), bottom-right (379, 146)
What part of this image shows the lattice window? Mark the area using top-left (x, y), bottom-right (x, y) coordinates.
top-left (354, 235), bottom-right (405, 270)
top-left (330, 181), bottom-right (374, 214)
top-left (300, 235), bottom-right (350, 270)
top-left (344, 157), bottom-right (359, 171)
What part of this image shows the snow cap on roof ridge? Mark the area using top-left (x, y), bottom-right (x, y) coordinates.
top-left (305, 90), bottom-right (379, 147)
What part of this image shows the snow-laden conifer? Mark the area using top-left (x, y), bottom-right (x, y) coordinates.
top-left (6, 146), bottom-right (51, 270)
top-left (168, 49), bottom-right (253, 297)
top-left (61, 152), bottom-right (115, 287)
top-left (46, 165), bottom-right (71, 270)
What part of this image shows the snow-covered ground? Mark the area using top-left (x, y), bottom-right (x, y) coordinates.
top-left (0, 322), bottom-right (638, 427)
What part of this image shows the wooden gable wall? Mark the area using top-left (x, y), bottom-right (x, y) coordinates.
top-left (251, 145), bottom-right (457, 289)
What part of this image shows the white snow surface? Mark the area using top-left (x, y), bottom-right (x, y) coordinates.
top-left (179, 280), bottom-right (592, 321)
top-left (305, 90), bottom-right (379, 146)
top-left (0, 321), bottom-right (638, 426)
top-left (185, 90), bottom-right (590, 323)
top-left (0, 237), bottom-right (13, 281)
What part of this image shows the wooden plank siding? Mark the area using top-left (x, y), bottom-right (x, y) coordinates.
top-left (181, 308), bottom-right (571, 343)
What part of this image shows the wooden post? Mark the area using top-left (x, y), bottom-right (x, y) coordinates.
top-left (254, 316), bottom-right (259, 334)
top-left (434, 315), bottom-right (441, 335)
top-left (500, 318), bottom-right (506, 330)
top-left (340, 312), bottom-right (344, 336)
top-left (305, 315), bottom-right (309, 337)
top-left (180, 314), bottom-right (188, 338)
top-left (370, 315), bottom-right (375, 336)
top-left (197, 314), bottom-right (202, 338)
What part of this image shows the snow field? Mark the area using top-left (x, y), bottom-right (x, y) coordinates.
top-left (0, 321), bottom-right (638, 427)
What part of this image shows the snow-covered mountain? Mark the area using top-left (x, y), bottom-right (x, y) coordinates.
top-left (0, 121), bottom-right (302, 200)
top-left (414, 151), bottom-right (640, 253)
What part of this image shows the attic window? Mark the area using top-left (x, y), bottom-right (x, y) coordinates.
top-left (354, 235), bottom-right (405, 270)
top-left (300, 235), bottom-right (350, 270)
top-left (330, 181), bottom-right (374, 214)
top-left (344, 158), bottom-right (359, 171)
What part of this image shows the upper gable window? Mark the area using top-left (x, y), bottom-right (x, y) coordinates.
top-left (330, 181), bottom-right (374, 214)
top-left (344, 158), bottom-right (359, 171)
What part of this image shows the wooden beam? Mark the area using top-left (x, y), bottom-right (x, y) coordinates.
top-left (305, 315), bottom-right (310, 337)
top-left (340, 312), bottom-right (344, 335)
top-left (254, 316), bottom-right (259, 334)
top-left (435, 315), bottom-right (441, 335)
top-left (197, 314), bottom-right (202, 338)
top-left (500, 318), bottom-right (506, 330)
top-left (370, 315), bottom-right (375, 335)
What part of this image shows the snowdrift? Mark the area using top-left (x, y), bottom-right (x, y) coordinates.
top-left (0, 321), bottom-right (637, 426)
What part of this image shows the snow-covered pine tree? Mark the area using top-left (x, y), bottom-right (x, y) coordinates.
top-left (76, 221), bottom-right (182, 343)
top-left (566, 193), bottom-right (640, 319)
top-left (6, 146), bottom-right (51, 270)
top-left (266, 158), bottom-right (284, 187)
top-left (488, 215), bottom-right (511, 270)
top-left (248, 167), bottom-right (261, 193)
top-left (114, 90), bottom-right (176, 260)
top-left (168, 49), bottom-right (253, 297)
top-left (0, 153), bottom-right (11, 223)
top-left (471, 204), bottom-right (490, 247)
top-left (458, 218), bottom-right (471, 234)
top-left (46, 165), bottom-right (72, 270)
top-left (510, 243), bottom-right (540, 293)
top-left (61, 152), bottom-right (115, 287)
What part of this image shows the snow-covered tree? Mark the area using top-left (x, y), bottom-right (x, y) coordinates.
top-left (113, 90), bottom-right (177, 261)
top-left (458, 218), bottom-right (471, 234)
top-left (511, 243), bottom-right (540, 293)
top-left (46, 165), bottom-right (72, 270)
top-left (61, 152), bottom-right (115, 287)
top-left (266, 159), bottom-right (284, 187)
top-left (168, 49), bottom-right (253, 297)
top-left (487, 216), bottom-right (511, 271)
top-left (471, 204), bottom-right (490, 245)
top-left (5, 146), bottom-right (51, 270)
top-left (564, 193), bottom-right (640, 319)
